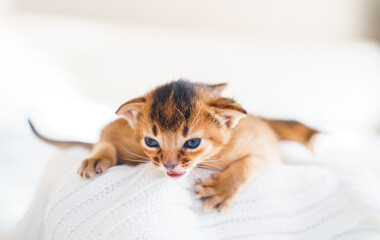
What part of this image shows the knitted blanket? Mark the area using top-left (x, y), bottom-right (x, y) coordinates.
top-left (8, 147), bottom-right (380, 240)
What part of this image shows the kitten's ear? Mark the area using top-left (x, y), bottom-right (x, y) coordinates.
top-left (208, 83), bottom-right (227, 95)
top-left (209, 97), bottom-right (247, 128)
top-left (115, 97), bottom-right (146, 128)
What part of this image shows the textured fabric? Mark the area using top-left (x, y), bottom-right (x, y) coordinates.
top-left (6, 147), bottom-right (380, 240)
top-left (36, 148), bottom-right (380, 240)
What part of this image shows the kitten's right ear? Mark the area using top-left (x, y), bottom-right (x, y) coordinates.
top-left (208, 83), bottom-right (227, 95)
top-left (115, 97), bottom-right (146, 128)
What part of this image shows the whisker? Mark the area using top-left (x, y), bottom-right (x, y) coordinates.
top-left (190, 118), bottom-right (201, 129)
top-left (201, 160), bottom-right (220, 163)
top-left (198, 163), bottom-right (224, 170)
top-left (190, 109), bottom-right (201, 128)
top-left (131, 106), bottom-right (151, 129)
top-left (121, 159), bottom-right (149, 164)
top-left (191, 169), bottom-right (202, 179)
top-left (192, 167), bottom-right (210, 176)
top-left (196, 166), bottom-right (222, 172)
top-left (197, 163), bottom-right (224, 171)
top-left (201, 154), bottom-right (225, 163)
top-left (119, 144), bottom-right (149, 160)
top-left (192, 168), bottom-right (213, 180)
top-left (175, 106), bottom-right (186, 122)
top-left (188, 171), bottom-right (200, 186)
top-left (119, 156), bottom-right (150, 163)
top-left (188, 171), bottom-right (196, 181)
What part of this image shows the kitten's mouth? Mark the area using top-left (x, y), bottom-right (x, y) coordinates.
top-left (167, 170), bottom-right (185, 178)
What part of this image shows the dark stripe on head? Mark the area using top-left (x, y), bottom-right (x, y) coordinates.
top-left (150, 80), bottom-right (197, 131)
top-left (152, 125), bottom-right (157, 136)
top-left (182, 126), bottom-right (189, 137)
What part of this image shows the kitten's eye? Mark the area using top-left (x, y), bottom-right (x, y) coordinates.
top-left (184, 138), bottom-right (201, 149)
top-left (145, 137), bottom-right (159, 148)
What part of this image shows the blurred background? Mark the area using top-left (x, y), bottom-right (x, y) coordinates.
top-left (1, 0), bottom-right (380, 233)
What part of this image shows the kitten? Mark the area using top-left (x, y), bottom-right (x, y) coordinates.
top-left (29, 80), bottom-right (318, 213)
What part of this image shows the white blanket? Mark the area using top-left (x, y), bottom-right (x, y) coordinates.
top-left (6, 147), bottom-right (380, 240)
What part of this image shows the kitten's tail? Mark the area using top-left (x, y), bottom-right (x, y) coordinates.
top-left (264, 119), bottom-right (320, 151)
top-left (28, 119), bottom-right (94, 149)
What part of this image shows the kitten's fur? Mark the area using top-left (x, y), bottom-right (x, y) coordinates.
top-left (29, 80), bottom-right (318, 213)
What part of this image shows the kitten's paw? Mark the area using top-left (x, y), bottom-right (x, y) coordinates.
top-left (194, 173), bottom-right (239, 213)
top-left (78, 157), bottom-right (113, 179)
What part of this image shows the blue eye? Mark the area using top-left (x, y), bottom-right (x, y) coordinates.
top-left (145, 137), bottom-right (159, 148)
top-left (184, 138), bottom-right (201, 149)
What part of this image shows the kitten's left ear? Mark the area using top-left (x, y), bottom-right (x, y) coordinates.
top-left (115, 97), bottom-right (146, 128)
top-left (208, 83), bottom-right (227, 95)
top-left (209, 97), bottom-right (247, 128)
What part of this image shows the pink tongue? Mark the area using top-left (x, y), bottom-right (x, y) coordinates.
top-left (167, 171), bottom-right (183, 177)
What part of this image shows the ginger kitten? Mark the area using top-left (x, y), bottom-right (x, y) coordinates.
top-left (29, 80), bottom-right (318, 213)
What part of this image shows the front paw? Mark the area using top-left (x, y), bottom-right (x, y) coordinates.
top-left (194, 173), bottom-right (240, 213)
top-left (77, 157), bottom-right (113, 180)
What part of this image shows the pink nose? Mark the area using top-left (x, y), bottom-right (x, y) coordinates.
top-left (163, 163), bottom-right (177, 170)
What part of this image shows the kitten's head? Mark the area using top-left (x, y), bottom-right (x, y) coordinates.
top-left (116, 80), bottom-right (246, 179)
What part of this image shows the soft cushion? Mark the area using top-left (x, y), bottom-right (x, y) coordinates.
top-left (36, 148), bottom-right (380, 240)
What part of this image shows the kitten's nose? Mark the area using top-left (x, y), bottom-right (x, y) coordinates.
top-left (163, 163), bottom-right (177, 170)
top-left (162, 154), bottom-right (178, 170)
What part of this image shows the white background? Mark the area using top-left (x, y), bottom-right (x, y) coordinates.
top-left (1, 0), bottom-right (380, 233)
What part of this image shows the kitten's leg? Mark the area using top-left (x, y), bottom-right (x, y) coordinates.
top-left (194, 155), bottom-right (267, 213)
top-left (78, 141), bottom-right (117, 179)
